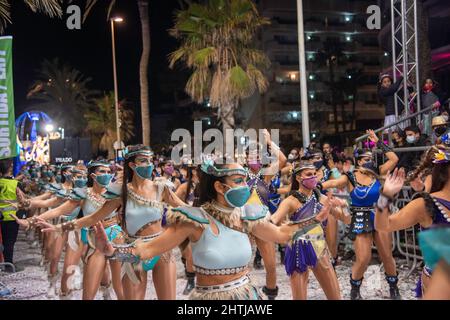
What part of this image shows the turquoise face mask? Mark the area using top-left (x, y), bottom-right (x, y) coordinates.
top-left (74, 178), bottom-right (88, 188)
top-left (223, 184), bottom-right (251, 208)
top-left (46, 171), bottom-right (55, 178)
top-left (95, 174), bottom-right (113, 187)
top-left (55, 175), bottom-right (62, 183)
top-left (134, 164), bottom-right (154, 180)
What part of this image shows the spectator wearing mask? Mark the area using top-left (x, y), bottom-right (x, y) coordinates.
top-left (420, 78), bottom-right (449, 137)
top-left (432, 115), bottom-right (450, 146)
top-left (404, 125), bottom-right (430, 169)
top-left (392, 130), bottom-right (414, 172)
top-left (378, 74), bottom-right (404, 132)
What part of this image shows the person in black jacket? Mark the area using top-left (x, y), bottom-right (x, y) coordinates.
top-left (378, 74), bottom-right (404, 132)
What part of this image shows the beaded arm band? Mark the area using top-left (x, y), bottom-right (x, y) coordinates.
top-left (60, 220), bottom-right (77, 232)
top-left (377, 141), bottom-right (393, 154)
top-left (106, 243), bottom-right (141, 264)
top-left (25, 216), bottom-right (38, 231)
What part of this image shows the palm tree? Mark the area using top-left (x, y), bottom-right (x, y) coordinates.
top-left (0, 0), bottom-right (62, 33)
top-left (169, 0), bottom-right (270, 132)
top-left (83, 0), bottom-right (151, 146)
top-left (84, 92), bottom-right (135, 159)
top-left (27, 58), bottom-right (98, 136)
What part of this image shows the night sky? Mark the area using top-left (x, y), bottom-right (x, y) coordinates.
top-left (5, 0), bottom-right (180, 137)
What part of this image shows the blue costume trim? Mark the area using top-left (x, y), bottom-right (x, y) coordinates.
top-left (171, 207), bottom-right (210, 224)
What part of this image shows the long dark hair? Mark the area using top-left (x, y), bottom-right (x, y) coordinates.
top-left (184, 166), bottom-right (194, 203)
top-left (121, 154), bottom-right (136, 221)
top-left (197, 163), bottom-right (228, 206)
top-left (430, 162), bottom-right (450, 193)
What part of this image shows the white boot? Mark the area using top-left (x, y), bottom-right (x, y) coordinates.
top-left (100, 283), bottom-right (113, 300)
top-left (47, 274), bottom-right (58, 298)
top-left (59, 290), bottom-right (73, 300)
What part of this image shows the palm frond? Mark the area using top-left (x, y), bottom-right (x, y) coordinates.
top-left (0, 0), bottom-right (11, 34)
top-left (24, 0), bottom-right (63, 18)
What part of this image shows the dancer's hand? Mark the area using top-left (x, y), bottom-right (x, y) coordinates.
top-left (262, 129), bottom-right (271, 145)
top-left (382, 168), bottom-right (405, 198)
top-left (9, 213), bottom-right (30, 229)
top-left (36, 219), bottom-right (57, 233)
top-left (93, 223), bottom-right (115, 256)
top-left (0, 200), bottom-right (19, 210)
top-left (366, 129), bottom-right (379, 143)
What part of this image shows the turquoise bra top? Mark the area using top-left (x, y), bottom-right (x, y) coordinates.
top-left (191, 214), bottom-right (252, 270)
top-left (64, 207), bottom-right (81, 220)
top-left (125, 189), bottom-right (165, 236)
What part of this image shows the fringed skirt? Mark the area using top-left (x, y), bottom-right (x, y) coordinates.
top-left (348, 207), bottom-right (375, 240)
top-left (284, 224), bottom-right (327, 276)
top-left (190, 275), bottom-right (262, 300)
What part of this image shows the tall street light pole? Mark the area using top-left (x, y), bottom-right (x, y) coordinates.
top-left (111, 17), bottom-right (123, 158)
top-left (296, 0), bottom-right (310, 148)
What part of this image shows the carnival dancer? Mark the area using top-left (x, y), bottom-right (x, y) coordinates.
top-left (374, 146), bottom-right (450, 298)
top-left (175, 165), bottom-right (200, 295)
top-left (245, 129), bottom-right (287, 299)
top-left (271, 160), bottom-right (350, 299)
top-left (40, 145), bottom-right (185, 300)
top-left (321, 130), bottom-right (400, 300)
top-left (13, 164), bottom-right (78, 297)
top-left (92, 159), bottom-right (327, 300)
top-left (17, 162), bottom-right (124, 300)
top-left (303, 148), bottom-right (341, 268)
top-left (417, 226), bottom-right (450, 300)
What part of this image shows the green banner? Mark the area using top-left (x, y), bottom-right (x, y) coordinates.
top-left (0, 36), bottom-right (17, 160)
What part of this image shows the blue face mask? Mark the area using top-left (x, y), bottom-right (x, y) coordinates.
top-left (95, 174), bottom-right (113, 187)
top-left (223, 185), bottom-right (251, 208)
top-left (74, 178), bottom-right (88, 188)
top-left (134, 164), bottom-right (154, 180)
top-left (361, 161), bottom-right (376, 172)
top-left (46, 171), bottom-right (54, 178)
top-left (63, 173), bottom-right (73, 182)
top-left (55, 175), bottom-right (62, 183)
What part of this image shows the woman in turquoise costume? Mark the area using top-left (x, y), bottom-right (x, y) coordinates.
top-left (46, 145), bottom-right (186, 300)
top-left (271, 160), bottom-right (350, 300)
top-left (418, 226), bottom-right (450, 300)
top-left (321, 130), bottom-right (400, 300)
top-left (374, 145), bottom-right (450, 298)
top-left (92, 159), bottom-right (331, 300)
top-left (13, 164), bottom-right (90, 297)
top-left (19, 162), bottom-right (125, 300)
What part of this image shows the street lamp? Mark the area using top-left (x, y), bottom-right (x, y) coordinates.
top-left (110, 16), bottom-right (123, 157)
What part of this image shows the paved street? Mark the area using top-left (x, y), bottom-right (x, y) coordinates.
top-left (0, 230), bottom-right (419, 300)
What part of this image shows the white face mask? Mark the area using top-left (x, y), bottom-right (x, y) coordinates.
top-left (406, 135), bottom-right (416, 144)
top-left (443, 115), bottom-right (449, 122)
top-left (288, 153), bottom-right (296, 160)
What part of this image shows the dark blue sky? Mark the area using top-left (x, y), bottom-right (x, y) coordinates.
top-left (6, 0), bottom-right (180, 127)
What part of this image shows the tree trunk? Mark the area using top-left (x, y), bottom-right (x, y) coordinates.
top-left (220, 100), bottom-right (235, 151)
top-left (138, 0), bottom-right (151, 145)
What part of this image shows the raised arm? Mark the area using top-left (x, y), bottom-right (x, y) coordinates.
top-left (374, 168), bottom-right (431, 232)
top-left (270, 197), bottom-right (295, 225)
top-left (263, 129), bottom-right (287, 178)
top-left (30, 196), bottom-right (64, 209)
top-left (366, 129), bottom-right (399, 175)
top-left (95, 222), bottom-right (195, 261)
top-left (38, 200), bottom-right (80, 221)
top-left (74, 199), bottom-right (121, 228)
top-left (322, 174), bottom-right (349, 190)
top-left (251, 220), bottom-right (300, 245)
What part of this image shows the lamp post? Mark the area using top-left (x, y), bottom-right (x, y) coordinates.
top-left (296, 0), bottom-right (310, 148)
top-left (110, 17), bottom-right (123, 157)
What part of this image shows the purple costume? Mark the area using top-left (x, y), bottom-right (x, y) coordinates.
top-left (284, 190), bottom-right (326, 275)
